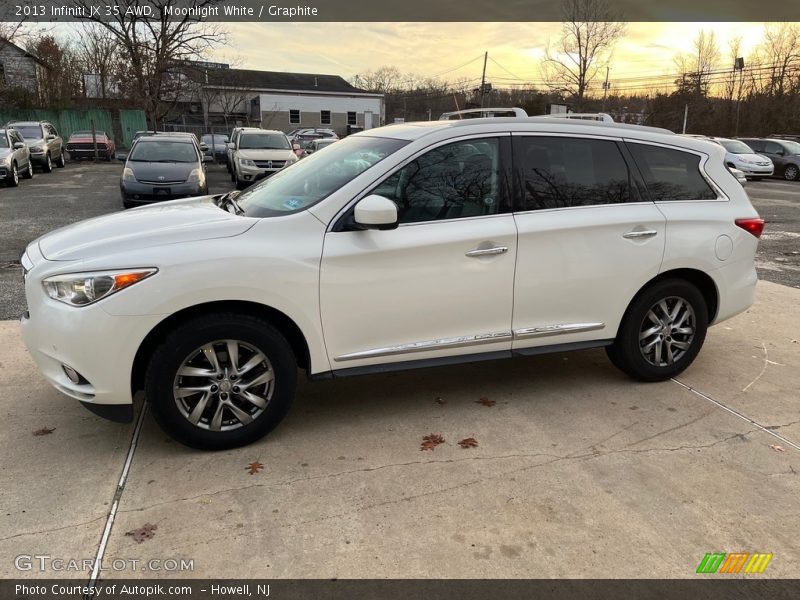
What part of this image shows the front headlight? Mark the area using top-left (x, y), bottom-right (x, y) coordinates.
top-left (42, 269), bottom-right (157, 307)
top-left (122, 167), bottom-right (136, 182)
top-left (239, 158), bottom-right (256, 167)
top-left (187, 168), bottom-right (205, 184)
top-left (31, 146), bottom-right (44, 153)
top-left (0, 156), bottom-right (8, 165)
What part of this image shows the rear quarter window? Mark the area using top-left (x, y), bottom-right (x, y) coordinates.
top-left (627, 143), bottom-right (718, 201)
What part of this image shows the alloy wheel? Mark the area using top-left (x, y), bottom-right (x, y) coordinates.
top-left (172, 339), bottom-right (274, 431)
top-left (785, 165), bottom-right (798, 181)
top-left (638, 296), bottom-right (696, 367)
top-left (11, 164), bottom-right (18, 185)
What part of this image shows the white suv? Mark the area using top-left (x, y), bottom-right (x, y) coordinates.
top-left (20, 114), bottom-right (763, 449)
top-left (230, 129), bottom-right (297, 189)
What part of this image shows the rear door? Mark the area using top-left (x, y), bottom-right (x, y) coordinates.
top-left (510, 134), bottom-right (666, 351)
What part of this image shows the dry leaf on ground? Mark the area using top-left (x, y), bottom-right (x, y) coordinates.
top-left (126, 523), bottom-right (157, 544)
top-left (458, 437), bottom-right (479, 449)
top-left (246, 461), bottom-right (265, 474)
top-left (420, 434), bottom-right (445, 451)
top-left (476, 397), bottom-right (496, 407)
top-left (32, 427), bottom-right (55, 436)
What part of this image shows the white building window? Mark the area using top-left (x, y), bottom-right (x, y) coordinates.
top-left (289, 109), bottom-right (300, 124)
top-left (320, 110), bottom-right (331, 125)
top-left (347, 112), bottom-right (357, 126)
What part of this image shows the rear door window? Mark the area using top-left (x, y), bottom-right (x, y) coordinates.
top-left (627, 143), bottom-right (717, 201)
top-left (513, 136), bottom-right (638, 210)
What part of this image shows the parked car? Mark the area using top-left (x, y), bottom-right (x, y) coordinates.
top-left (738, 137), bottom-right (800, 181)
top-left (708, 137), bottom-right (773, 180)
top-left (304, 137), bottom-right (339, 156)
top-left (287, 127), bottom-right (338, 142)
top-left (225, 127), bottom-right (251, 173)
top-left (230, 129), bottom-right (297, 189)
top-left (0, 127), bottom-right (34, 186)
top-left (7, 121), bottom-right (66, 172)
top-left (119, 135), bottom-right (209, 208)
top-left (20, 111), bottom-right (763, 449)
top-left (201, 134), bottom-right (228, 162)
top-left (729, 167), bottom-right (748, 187)
top-left (65, 130), bottom-right (116, 161)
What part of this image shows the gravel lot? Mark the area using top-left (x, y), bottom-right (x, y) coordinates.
top-left (0, 161), bottom-right (798, 320)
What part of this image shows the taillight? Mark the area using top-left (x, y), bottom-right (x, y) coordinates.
top-left (735, 218), bottom-right (765, 238)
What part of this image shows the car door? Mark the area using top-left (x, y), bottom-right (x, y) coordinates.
top-left (320, 136), bottom-right (517, 371)
top-left (510, 134), bottom-right (666, 352)
top-left (760, 141), bottom-right (787, 171)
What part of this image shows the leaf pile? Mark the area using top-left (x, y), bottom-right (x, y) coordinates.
top-left (458, 437), bottom-right (479, 449)
top-left (126, 523), bottom-right (157, 544)
top-left (420, 434), bottom-right (445, 451)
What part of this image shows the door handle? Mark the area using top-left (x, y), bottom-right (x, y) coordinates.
top-left (623, 230), bottom-right (658, 239)
top-left (466, 246), bottom-right (508, 258)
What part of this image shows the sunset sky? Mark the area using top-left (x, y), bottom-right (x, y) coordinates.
top-left (208, 22), bottom-right (768, 86)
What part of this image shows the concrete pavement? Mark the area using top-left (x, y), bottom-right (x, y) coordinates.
top-left (0, 281), bottom-right (798, 579)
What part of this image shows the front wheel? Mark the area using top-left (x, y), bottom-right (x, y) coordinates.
top-left (22, 161), bottom-right (34, 179)
top-left (55, 150), bottom-right (66, 168)
top-left (606, 279), bottom-right (708, 382)
top-left (145, 314), bottom-right (297, 449)
top-left (6, 162), bottom-right (19, 187)
top-left (783, 165), bottom-right (799, 181)
top-left (42, 153), bottom-right (53, 173)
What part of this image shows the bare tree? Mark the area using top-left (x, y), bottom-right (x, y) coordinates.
top-left (73, 23), bottom-right (121, 99)
top-left (674, 30), bottom-right (720, 97)
top-left (25, 32), bottom-right (83, 107)
top-left (72, 0), bottom-right (227, 129)
top-left (541, 0), bottom-right (625, 108)
top-left (759, 23), bottom-right (800, 98)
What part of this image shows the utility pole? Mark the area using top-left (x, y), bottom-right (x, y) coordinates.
top-left (602, 66), bottom-right (610, 112)
top-left (734, 57), bottom-right (745, 137)
top-left (479, 51), bottom-right (488, 108)
top-left (682, 104), bottom-right (688, 134)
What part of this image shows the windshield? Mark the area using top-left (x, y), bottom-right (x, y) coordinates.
top-left (782, 140), bottom-right (800, 154)
top-left (239, 133), bottom-right (290, 150)
top-left (719, 140), bottom-right (755, 154)
top-left (237, 135), bottom-right (408, 218)
top-left (15, 125), bottom-right (44, 140)
top-left (0, 134), bottom-right (8, 148)
top-left (128, 141), bottom-right (198, 163)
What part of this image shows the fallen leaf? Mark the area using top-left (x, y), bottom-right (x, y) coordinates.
top-left (125, 523), bottom-right (157, 544)
top-left (435, 397), bottom-right (446, 405)
top-left (476, 397), bottom-right (496, 407)
top-left (32, 427), bottom-right (55, 436)
top-left (420, 434), bottom-right (445, 451)
top-left (246, 461), bottom-right (265, 475)
top-left (770, 445), bottom-right (786, 453)
top-left (459, 437), bottom-right (479, 449)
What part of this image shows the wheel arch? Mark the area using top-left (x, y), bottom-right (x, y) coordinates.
top-left (131, 300), bottom-right (311, 397)
top-left (616, 268), bottom-right (719, 338)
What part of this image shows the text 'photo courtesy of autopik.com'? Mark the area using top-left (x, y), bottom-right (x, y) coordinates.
top-left (1, 0), bottom-right (799, 598)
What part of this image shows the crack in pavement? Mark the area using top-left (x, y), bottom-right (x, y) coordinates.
top-left (0, 515), bottom-right (107, 542)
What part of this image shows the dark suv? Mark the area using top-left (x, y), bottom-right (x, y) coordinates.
top-left (738, 137), bottom-right (800, 181)
top-left (7, 121), bottom-right (66, 172)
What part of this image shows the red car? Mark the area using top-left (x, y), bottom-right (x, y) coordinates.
top-left (65, 130), bottom-right (116, 161)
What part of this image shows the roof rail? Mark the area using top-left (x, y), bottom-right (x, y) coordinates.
top-left (536, 112), bottom-right (615, 123)
top-left (439, 107), bottom-right (528, 120)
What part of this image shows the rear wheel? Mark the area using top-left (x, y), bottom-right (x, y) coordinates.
top-left (55, 150), bottom-right (66, 168)
top-left (145, 314), bottom-right (297, 449)
top-left (606, 279), bottom-right (708, 382)
top-left (22, 161), bottom-right (34, 179)
top-left (783, 165), bottom-right (799, 181)
top-left (6, 162), bottom-right (19, 187)
top-left (42, 153), bottom-right (53, 173)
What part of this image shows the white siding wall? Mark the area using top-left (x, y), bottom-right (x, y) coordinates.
top-left (257, 92), bottom-right (382, 115)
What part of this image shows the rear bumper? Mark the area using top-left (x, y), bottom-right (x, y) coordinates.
top-left (710, 258), bottom-right (758, 325)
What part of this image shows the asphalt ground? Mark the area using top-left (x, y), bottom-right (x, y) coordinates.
top-left (0, 161), bottom-right (798, 321)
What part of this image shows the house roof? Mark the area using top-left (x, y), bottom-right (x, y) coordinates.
top-left (0, 37), bottom-right (48, 68)
top-left (188, 66), bottom-right (374, 95)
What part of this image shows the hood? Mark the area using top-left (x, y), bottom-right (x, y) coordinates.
top-left (38, 196), bottom-right (256, 261)
top-left (24, 138), bottom-right (46, 148)
top-left (237, 149), bottom-right (294, 161)
top-left (731, 153), bottom-right (771, 164)
top-left (126, 161), bottom-right (196, 182)
top-left (0, 148), bottom-right (12, 159)
top-left (69, 135), bottom-right (110, 144)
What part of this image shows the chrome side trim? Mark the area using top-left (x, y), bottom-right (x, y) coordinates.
top-left (334, 331), bottom-right (513, 362)
top-left (514, 322), bottom-right (605, 339)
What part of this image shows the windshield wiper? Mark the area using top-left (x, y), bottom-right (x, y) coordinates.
top-left (217, 191), bottom-right (244, 215)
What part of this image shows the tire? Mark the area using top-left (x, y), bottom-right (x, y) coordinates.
top-left (22, 161), bottom-right (34, 179)
top-left (606, 279), bottom-right (708, 382)
top-left (123, 200), bottom-right (136, 209)
top-left (145, 313), bottom-right (297, 450)
top-left (55, 150), bottom-right (66, 168)
top-left (783, 165), bottom-right (799, 181)
top-left (6, 162), bottom-right (19, 187)
top-left (235, 177), bottom-right (247, 190)
top-left (42, 153), bottom-right (53, 173)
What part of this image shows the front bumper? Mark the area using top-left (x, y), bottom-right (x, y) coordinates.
top-left (121, 180), bottom-right (206, 203)
top-left (736, 164), bottom-right (773, 176)
top-left (237, 164), bottom-right (285, 183)
top-left (29, 152), bottom-right (48, 165)
top-left (67, 148), bottom-right (111, 158)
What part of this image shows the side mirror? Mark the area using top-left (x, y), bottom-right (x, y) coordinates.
top-left (353, 195), bottom-right (398, 230)
top-left (227, 142), bottom-right (235, 149)
top-left (13, 142), bottom-right (25, 149)
top-left (46, 135), bottom-right (56, 141)
top-left (200, 143), bottom-right (209, 151)
top-left (202, 155), bottom-right (212, 162)
top-left (116, 153), bottom-right (127, 161)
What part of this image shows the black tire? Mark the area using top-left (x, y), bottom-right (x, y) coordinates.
top-left (145, 313), bottom-right (297, 450)
top-left (42, 154), bottom-right (53, 173)
top-left (606, 279), bottom-right (708, 382)
top-left (783, 165), bottom-right (799, 181)
top-left (22, 161), bottom-right (34, 179)
top-left (6, 162), bottom-right (19, 187)
top-left (55, 150), bottom-right (66, 168)
top-left (122, 200), bottom-right (136, 209)
top-left (235, 178), bottom-right (247, 190)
